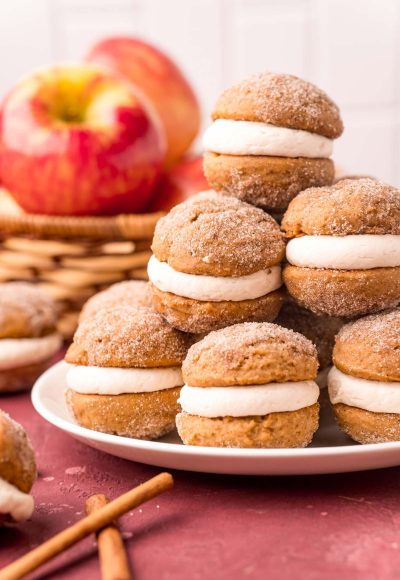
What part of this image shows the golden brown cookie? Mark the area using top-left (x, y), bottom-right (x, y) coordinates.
top-left (282, 178), bottom-right (400, 317)
top-left (283, 265), bottom-right (400, 318)
top-left (0, 410), bottom-right (36, 493)
top-left (152, 192), bottom-right (285, 277)
top-left (66, 387), bottom-right (180, 440)
top-left (282, 178), bottom-right (400, 237)
top-left (149, 283), bottom-right (284, 334)
top-left (0, 283), bottom-right (62, 392)
top-left (203, 153), bottom-right (334, 212)
top-left (0, 282), bottom-right (58, 338)
top-left (150, 193), bottom-right (285, 333)
top-left (66, 305), bottom-right (192, 368)
top-left (212, 72), bottom-right (343, 138)
top-left (332, 403), bottom-right (400, 444)
top-left (0, 359), bottom-right (56, 394)
top-left (177, 404), bottom-right (319, 448)
top-left (79, 280), bottom-right (151, 322)
top-left (333, 309), bottom-right (400, 382)
top-left (66, 305), bottom-right (192, 440)
top-left (182, 322), bottom-right (318, 387)
top-left (276, 299), bottom-right (344, 370)
top-left (328, 310), bottom-right (400, 444)
top-left (177, 322), bottom-right (319, 448)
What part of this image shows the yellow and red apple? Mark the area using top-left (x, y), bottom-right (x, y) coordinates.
top-left (86, 37), bottom-right (201, 168)
top-left (148, 155), bottom-right (209, 212)
top-left (0, 64), bottom-right (165, 215)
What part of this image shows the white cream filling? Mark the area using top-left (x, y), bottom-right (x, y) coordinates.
top-left (328, 366), bottom-right (400, 414)
top-left (148, 255), bottom-right (282, 302)
top-left (66, 364), bottom-right (183, 395)
top-left (179, 381), bottom-right (319, 418)
top-left (0, 477), bottom-right (34, 522)
top-left (203, 119), bottom-right (333, 158)
top-left (0, 333), bottom-right (62, 371)
top-left (286, 235), bottom-right (400, 270)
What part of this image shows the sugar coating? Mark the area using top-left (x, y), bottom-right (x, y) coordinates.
top-left (336, 308), bottom-right (400, 358)
top-left (149, 282), bottom-right (284, 335)
top-left (183, 322), bottom-right (318, 386)
top-left (212, 72), bottom-right (343, 139)
top-left (332, 309), bottom-right (400, 382)
top-left (204, 154), bottom-right (334, 212)
top-left (152, 192), bottom-right (285, 277)
top-left (0, 410), bottom-right (36, 493)
top-left (190, 321), bottom-right (317, 358)
top-left (66, 387), bottom-right (180, 440)
top-left (66, 305), bottom-right (192, 369)
top-left (0, 282), bottom-right (58, 338)
top-left (283, 265), bottom-right (400, 318)
top-left (80, 280), bottom-right (150, 321)
top-left (282, 178), bottom-right (400, 237)
top-left (333, 403), bottom-right (400, 444)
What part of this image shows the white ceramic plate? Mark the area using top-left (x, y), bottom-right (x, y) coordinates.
top-left (31, 361), bottom-right (400, 476)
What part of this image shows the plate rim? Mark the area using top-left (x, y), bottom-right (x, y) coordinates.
top-left (31, 360), bottom-right (400, 460)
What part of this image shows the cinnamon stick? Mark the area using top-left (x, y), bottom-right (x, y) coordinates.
top-left (0, 472), bottom-right (173, 580)
top-left (85, 494), bottom-right (132, 580)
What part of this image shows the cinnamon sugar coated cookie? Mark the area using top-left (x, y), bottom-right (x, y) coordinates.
top-left (177, 322), bottom-right (320, 448)
top-left (79, 280), bottom-right (151, 322)
top-left (203, 72), bottom-right (342, 212)
top-left (282, 178), bottom-right (400, 317)
top-left (0, 410), bottom-right (36, 522)
top-left (282, 178), bottom-right (400, 237)
top-left (204, 153), bottom-right (334, 213)
top-left (148, 193), bottom-right (285, 333)
top-left (0, 282), bottom-right (62, 392)
top-left (0, 282), bottom-right (58, 338)
top-left (333, 309), bottom-right (400, 382)
top-left (182, 322), bottom-right (318, 387)
top-left (66, 305), bottom-right (192, 439)
top-left (67, 305), bottom-right (190, 368)
top-left (211, 73), bottom-right (343, 137)
top-left (328, 309), bottom-right (400, 443)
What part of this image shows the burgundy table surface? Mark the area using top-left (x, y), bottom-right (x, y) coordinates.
top-left (1, 392), bottom-right (400, 580)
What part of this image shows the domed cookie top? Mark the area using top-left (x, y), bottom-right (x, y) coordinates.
top-left (333, 309), bottom-right (400, 382)
top-left (182, 322), bottom-right (318, 387)
top-left (282, 178), bottom-right (400, 237)
top-left (152, 192), bottom-right (285, 277)
top-left (66, 305), bottom-right (192, 369)
top-left (80, 280), bottom-right (150, 321)
top-left (0, 282), bottom-right (58, 339)
top-left (0, 410), bottom-right (36, 493)
top-left (212, 72), bottom-right (343, 139)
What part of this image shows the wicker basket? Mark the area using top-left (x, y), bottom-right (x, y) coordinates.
top-left (0, 189), bottom-right (164, 339)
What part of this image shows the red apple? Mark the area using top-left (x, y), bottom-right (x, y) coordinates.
top-left (86, 37), bottom-right (201, 168)
top-left (148, 155), bottom-right (209, 212)
top-left (0, 64), bottom-right (165, 215)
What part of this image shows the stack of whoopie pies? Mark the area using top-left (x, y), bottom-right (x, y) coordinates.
top-left (67, 71), bottom-right (400, 448)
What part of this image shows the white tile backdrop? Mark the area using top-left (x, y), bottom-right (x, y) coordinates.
top-left (1, 0), bottom-right (400, 183)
